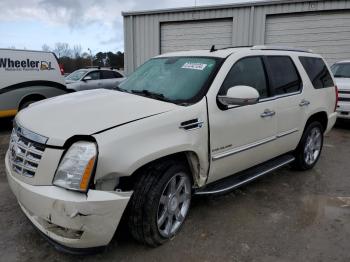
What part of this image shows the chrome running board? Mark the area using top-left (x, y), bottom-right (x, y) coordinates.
top-left (194, 154), bottom-right (295, 195)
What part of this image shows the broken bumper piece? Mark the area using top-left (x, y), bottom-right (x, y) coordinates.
top-left (5, 153), bottom-right (131, 251)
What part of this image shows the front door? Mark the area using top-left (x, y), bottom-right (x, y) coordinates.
top-left (81, 71), bottom-right (102, 90)
top-left (207, 56), bottom-right (279, 183)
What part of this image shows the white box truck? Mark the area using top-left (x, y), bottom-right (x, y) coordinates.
top-left (0, 49), bottom-right (68, 118)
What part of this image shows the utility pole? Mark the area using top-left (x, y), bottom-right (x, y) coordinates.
top-left (88, 48), bottom-right (93, 67)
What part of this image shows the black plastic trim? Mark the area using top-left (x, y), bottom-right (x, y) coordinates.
top-left (35, 227), bottom-right (105, 255)
top-left (0, 80), bottom-right (69, 95)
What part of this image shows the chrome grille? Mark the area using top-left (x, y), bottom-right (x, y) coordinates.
top-left (339, 97), bottom-right (350, 102)
top-left (8, 129), bottom-right (46, 177)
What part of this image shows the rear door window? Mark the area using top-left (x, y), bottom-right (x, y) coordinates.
top-left (101, 70), bottom-right (118, 79)
top-left (219, 56), bottom-right (269, 98)
top-left (264, 56), bottom-right (302, 95)
top-left (113, 71), bottom-right (123, 78)
top-left (299, 57), bottom-right (334, 89)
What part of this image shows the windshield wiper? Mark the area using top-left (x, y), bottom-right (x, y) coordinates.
top-left (114, 85), bottom-right (130, 93)
top-left (334, 75), bottom-right (350, 78)
top-left (131, 89), bottom-right (172, 102)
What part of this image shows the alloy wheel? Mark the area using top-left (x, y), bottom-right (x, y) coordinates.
top-left (157, 172), bottom-right (191, 238)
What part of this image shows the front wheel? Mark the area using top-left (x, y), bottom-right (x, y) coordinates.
top-left (292, 122), bottom-right (324, 170)
top-left (128, 160), bottom-right (192, 246)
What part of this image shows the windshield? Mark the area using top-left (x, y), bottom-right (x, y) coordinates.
top-left (119, 57), bottom-right (220, 103)
top-left (331, 63), bottom-right (350, 78)
top-left (66, 70), bottom-right (88, 81)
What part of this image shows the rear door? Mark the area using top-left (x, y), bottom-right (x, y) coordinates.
top-left (265, 55), bottom-right (305, 154)
top-left (100, 70), bottom-right (124, 89)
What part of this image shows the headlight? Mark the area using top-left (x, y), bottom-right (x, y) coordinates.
top-left (53, 141), bottom-right (97, 192)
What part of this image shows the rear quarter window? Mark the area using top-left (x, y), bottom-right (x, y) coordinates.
top-left (299, 56), bottom-right (334, 89)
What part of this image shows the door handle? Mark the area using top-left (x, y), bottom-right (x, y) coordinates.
top-left (299, 99), bottom-right (310, 107)
top-left (260, 109), bottom-right (276, 118)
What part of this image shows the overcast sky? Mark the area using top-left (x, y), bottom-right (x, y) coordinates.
top-left (0, 0), bottom-right (267, 55)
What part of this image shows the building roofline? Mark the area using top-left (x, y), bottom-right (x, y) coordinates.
top-left (122, 0), bottom-right (320, 16)
top-left (0, 48), bottom-right (53, 54)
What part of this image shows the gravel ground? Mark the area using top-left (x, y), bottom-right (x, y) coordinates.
top-left (0, 117), bottom-right (349, 262)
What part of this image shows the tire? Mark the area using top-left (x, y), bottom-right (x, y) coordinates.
top-left (127, 159), bottom-right (192, 247)
top-left (19, 100), bottom-right (36, 111)
top-left (292, 121), bottom-right (324, 170)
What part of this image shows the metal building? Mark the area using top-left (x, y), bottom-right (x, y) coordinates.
top-left (122, 0), bottom-right (350, 74)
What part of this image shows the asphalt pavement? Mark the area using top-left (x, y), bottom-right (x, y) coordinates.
top-left (0, 117), bottom-right (349, 262)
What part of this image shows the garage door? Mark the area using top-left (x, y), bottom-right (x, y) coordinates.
top-left (265, 11), bottom-right (350, 64)
top-left (161, 19), bottom-right (233, 54)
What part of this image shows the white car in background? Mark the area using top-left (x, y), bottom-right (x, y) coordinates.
top-left (65, 67), bottom-right (126, 92)
top-left (331, 61), bottom-right (350, 119)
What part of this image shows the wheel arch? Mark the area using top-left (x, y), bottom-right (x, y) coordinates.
top-left (18, 93), bottom-right (47, 109)
top-left (116, 151), bottom-right (202, 191)
top-left (304, 111), bottom-right (328, 133)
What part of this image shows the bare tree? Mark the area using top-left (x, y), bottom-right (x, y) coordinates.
top-left (72, 45), bottom-right (82, 58)
top-left (53, 42), bottom-right (71, 58)
top-left (81, 52), bottom-right (90, 59)
top-left (42, 44), bottom-right (51, 52)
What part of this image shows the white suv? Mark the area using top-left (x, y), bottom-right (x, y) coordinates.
top-left (331, 60), bottom-right (350, 119)
top-left (5, 46), bottom-right (337, 253)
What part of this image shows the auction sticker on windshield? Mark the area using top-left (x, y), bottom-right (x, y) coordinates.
top-left (181, 62), bottom-right (207, 70)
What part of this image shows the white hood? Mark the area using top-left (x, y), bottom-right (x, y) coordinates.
top-left (335, 78), bottom-right (350, 90)
top-left (16, 89), bottom-right (177, 146)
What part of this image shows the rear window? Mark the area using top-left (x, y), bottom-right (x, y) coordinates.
top-left (264, 56), bottom-right (302, 95)
top-left (299, 57), bottom-right (334, 89)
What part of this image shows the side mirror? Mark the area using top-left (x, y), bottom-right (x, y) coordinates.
top-left (217, 85), bottom-right (260, 106)
top-left (83, 76), bottom-right (92, 81)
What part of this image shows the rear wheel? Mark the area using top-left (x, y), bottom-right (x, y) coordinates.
top-left (292, 122), bottom-right (323, 170)
top-left (128, 160), bottom-right (192, 246)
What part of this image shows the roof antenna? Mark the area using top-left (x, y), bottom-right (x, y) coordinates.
top-left (210, 45), bottom-right (217, 52)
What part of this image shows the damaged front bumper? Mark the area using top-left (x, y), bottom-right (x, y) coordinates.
top-left (5, 152), bottom-right (131, 251)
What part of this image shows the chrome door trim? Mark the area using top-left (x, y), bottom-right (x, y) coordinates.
top-left (260, 109), bottom-right (276, 118)
top-left (212, 128), bottom-right (299, 161)
top-left (212, 136), bottom-right (276, 161)
top-left (179, 119), bottom-right (204, 131)
top-left (259, 91), bottom-right (301, 103)
top-left (299, 99), bottom-right (310, 107)
top-left (276, 128), bottom-right (299, 138)
top-left (224, 91), bottom-right (302, 109)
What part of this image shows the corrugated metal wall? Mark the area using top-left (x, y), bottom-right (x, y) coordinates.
top-left (123, 0), bottom-right (350, 74)
top-left (160, 19), bottom-right (233, 53)
top-left (265, 11), bottom-right (350, 64)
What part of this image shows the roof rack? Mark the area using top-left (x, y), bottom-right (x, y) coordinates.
top-left (209, 45), bottom-right (253, 52)
top-left (85, 66), bottom-right (101, 69)
top-left (251, 45), bottom-right (313, 53)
